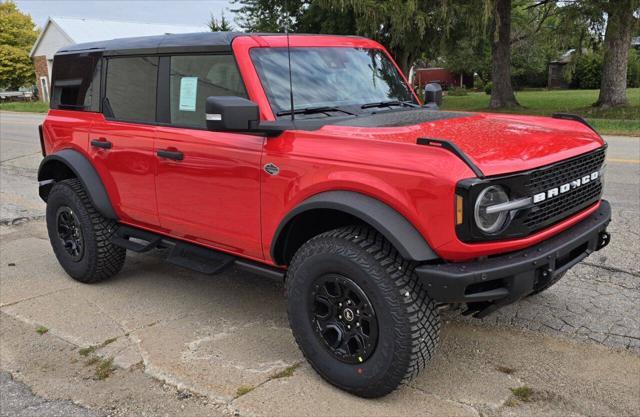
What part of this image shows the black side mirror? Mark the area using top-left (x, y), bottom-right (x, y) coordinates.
top-left (206, 96), bottom-right (260, 132)
top-left (205, 96), bottom-right (291, 137)
top-left (423, 82), bottom-right (442, 109)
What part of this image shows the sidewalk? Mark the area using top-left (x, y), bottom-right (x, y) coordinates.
top-left (1, 221), bottom-right (639, 417)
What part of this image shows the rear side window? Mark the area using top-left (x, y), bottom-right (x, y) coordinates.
top-left (169, 54), bottom-right (246, 128)
top-left (51, 53), bottom-right (101, 111)
top-left (104, 56), bottom-right (158, 123)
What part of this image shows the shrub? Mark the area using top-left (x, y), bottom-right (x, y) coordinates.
top-left (484, 82), bottom-right (492, 95)
top-left (512, 68), bottom-right (548, 89)
top-left (447, 86), bottom-right (468, 96)
top-left (571, 52), bottom-right (603, 89)
top-left (570, 50), bottom-right (639, 89)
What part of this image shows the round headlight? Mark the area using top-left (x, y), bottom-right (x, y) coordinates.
top-left (474, 186), bottom-right (509, 234)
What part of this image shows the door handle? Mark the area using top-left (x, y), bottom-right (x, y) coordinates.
top-left (157, 149), bottom-right (184, 161)
top-left (91, 138), bottom-right (112, 149)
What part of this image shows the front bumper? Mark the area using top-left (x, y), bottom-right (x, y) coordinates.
top-left (416, 200), bottom-right (611, 318)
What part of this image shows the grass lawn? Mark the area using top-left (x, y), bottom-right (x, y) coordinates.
top-left (0, 101), bottom-right (49, 113)
top-left (441, 88), bottom-right (640, 136)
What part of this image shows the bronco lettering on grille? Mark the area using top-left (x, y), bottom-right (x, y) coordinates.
top-left (532, 171), bottom-right (600, 204)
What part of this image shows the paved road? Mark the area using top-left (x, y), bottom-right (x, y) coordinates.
top-left (0, 112), bottom-right (46, 224)
top-left (0, 110), bottom-right (639, 416)
top-left (0, 372), bottom-right (102, 417)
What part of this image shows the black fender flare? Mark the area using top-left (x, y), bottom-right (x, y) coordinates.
top-left (38, 149), bottom-right (118, 220)
top-left (271, 191), bottom-right (438, 264)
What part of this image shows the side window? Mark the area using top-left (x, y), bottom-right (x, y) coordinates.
top-left (104, 56), bottom-right (158, 123)
top-left (169, 54), bottom-right (247, 128)
top-left (51, 53), bottom-right (101, 111)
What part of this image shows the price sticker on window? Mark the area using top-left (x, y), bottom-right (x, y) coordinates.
top-left (179, 77), bottom-right (198, 112)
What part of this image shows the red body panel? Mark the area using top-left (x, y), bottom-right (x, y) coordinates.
top-left (90, 116), bottom-right (159, 226)
top-left (313, 113), bottom-right (604, 177)
top-left (154, 126), bottom-right (264, 258)
top-left (42, 109), bottom-right (94, 157)
top-left (42, 35), bottom-right (606, 266)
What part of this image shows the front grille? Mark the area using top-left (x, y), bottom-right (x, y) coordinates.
top-left (525, 147), bottom-right (605, 195)
top-left (523, 148), bottom-right (605, 231)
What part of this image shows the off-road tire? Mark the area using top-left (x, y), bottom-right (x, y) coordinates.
top-left (285, 225), bottom-right (440, 398)
top-left (46, 178), bottom-right (125, 283)
top-left (529, 271), bottom-right (566, 296)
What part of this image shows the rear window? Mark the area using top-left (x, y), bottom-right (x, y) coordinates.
top-left (51, 53), bottom-right (101, 111)
top-left (104, 56), bottom-right (158, 123)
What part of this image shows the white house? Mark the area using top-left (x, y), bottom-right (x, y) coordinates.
top-left (30, 17), bottom-right (208, 101)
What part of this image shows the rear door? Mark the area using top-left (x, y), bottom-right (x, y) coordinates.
top-left (154, 54), bottom-right (263, 258)
top-left (89, 56), bottom-right (159, 227)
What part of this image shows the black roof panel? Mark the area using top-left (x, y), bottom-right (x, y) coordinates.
top-left (56, 31), bottom-right (249, 56)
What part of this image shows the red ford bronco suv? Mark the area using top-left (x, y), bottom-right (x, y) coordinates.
top-left (39, 32), bottom-right (611, 398)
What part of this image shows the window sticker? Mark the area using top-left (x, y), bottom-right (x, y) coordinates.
top-left (179, 77), bottom-right (198, 111)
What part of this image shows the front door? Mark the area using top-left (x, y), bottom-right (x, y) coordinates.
top-left (154, 54), bottom-right (263, 258)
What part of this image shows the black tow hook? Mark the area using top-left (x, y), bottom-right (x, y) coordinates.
top-left (596, 231), bottom-right (611, 250)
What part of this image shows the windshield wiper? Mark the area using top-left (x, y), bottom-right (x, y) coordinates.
top-left (361, 100), bottom-right (419, 110)
top-left (276, 106), bottom-right (355, 117)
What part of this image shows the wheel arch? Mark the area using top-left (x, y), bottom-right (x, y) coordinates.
top-left (271, 191), bottom-right (438, 265)
top-left (38, 149), bottom-right (117, 220)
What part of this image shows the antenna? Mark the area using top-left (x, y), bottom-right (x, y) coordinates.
top-left (285, 0), bottom-right (295, 121)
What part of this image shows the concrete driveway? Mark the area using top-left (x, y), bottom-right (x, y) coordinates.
top-left (1, 111), bottom-right (639, 416)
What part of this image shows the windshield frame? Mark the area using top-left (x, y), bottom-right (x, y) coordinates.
top-left (249, 45), bottom-right (419, 120)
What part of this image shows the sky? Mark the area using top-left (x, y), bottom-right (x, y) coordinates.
top-left (15, 0), bottom-right (236, 29)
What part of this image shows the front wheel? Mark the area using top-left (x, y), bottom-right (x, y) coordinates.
top-left (285, 226), bottom-right (440, 398)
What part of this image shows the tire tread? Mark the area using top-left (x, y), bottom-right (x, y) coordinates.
top-left (286, 225), bottom-right (440, 397)
top-left (49, 179), bottom-right (125, 283)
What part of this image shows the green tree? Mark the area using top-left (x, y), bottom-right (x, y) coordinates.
top-left (489, 0), bottom-right (519, 107)
top-left (0, 1), bottom-right (39, 90)
top-left (232, 0), bottom-right (443, 73)
top-left (231, 0), bottom-right (356, 34)
top-left (510, 1), bottom-right (566, 88)
top-left (208, 11), bottom-right (234, 32)
top-left (439, 0), bottom-right (493, 85)
top-left (297, 1), bottom-right (357, 35)
top-left (317, 0), bottom-right (446, 73)
top-left (410, 0), bottom-right (556, 107)
top-left (547, 0), bottom-right (638, 105)
top-left (594, 0), bottom-right (639, 107)
top-left (231, 0), bottom-right (305, 32)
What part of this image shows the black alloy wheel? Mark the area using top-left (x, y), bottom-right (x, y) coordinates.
top-left (56, 206), bottom-right (84, 261)
top-left (311, 274), bottom-right (379, 364)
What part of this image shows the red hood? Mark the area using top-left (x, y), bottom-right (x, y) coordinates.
top-left (318, 112), bottom-right (605, 177)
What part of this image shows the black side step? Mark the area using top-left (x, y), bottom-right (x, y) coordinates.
top-left (166, 242), bottom-right (234, 275)
top-left (111, 226), bottom-right (162, 252)
top-left (235, 259), bottom-right (285, 281)
top-left (110, 225), bottom-right (286, 280)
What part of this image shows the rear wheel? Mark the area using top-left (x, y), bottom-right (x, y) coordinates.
top-left (46, 179), bottom-right (125, 283)
top-left (286, 225), bottom-right (440, 398)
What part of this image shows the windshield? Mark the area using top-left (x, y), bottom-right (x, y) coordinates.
top-left (251, 47), bottom-right (417, 118)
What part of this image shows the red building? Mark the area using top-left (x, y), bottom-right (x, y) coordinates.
top-left (411, 67), bottom-right (474, 90)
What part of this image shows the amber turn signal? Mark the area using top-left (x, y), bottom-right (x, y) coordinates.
top-left (456, 195), bottom-right (464, 225)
